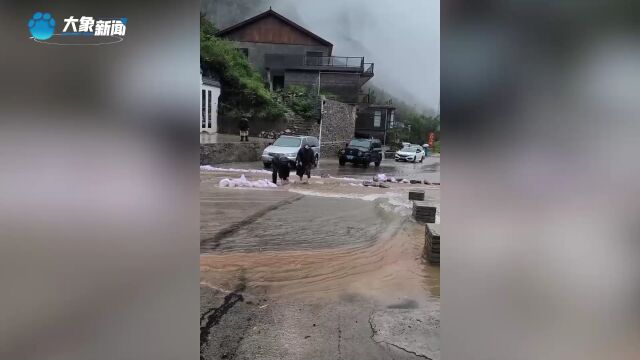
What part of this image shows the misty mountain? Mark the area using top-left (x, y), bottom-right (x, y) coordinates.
top-left (201, 0), bottom-right (439, 113)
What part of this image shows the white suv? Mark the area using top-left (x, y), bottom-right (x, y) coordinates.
top-left (261, 135), bottom-right (320, 168)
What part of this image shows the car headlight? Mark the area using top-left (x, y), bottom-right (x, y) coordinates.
top-left (287, 153), bottom-right (296, 157)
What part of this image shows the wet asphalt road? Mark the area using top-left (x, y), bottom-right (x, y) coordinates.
top-left (220, 155), bottom-right (440, 183)
top-left (200, 155), bottom-right (440, 359)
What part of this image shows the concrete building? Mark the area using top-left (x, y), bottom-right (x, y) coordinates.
top-left (213, 8), bottom-right (400, 151)
top-left (216, 9), bottom-right (374, 104)
top-left (355, 104), bottom-right (396, 144)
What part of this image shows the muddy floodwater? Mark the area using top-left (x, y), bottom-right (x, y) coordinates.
top-left (200, 161), bottom-right (440, 359)
top-left (201, 173), bottom-right (440, 303)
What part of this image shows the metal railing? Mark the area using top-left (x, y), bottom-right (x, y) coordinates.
top-left (265, 54), bottom-right (373, 73)
top-left (363, 63), bottom-right (374, 75)
top-left (303, 56), bottom-right (364, 68)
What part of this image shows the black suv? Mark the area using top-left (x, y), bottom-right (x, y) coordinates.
top-left (339, 138), bottom-right (383, 167)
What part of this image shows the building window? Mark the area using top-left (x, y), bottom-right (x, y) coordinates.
top-left (207, 90), bottom-right (212, 128)
top-left (238, 48), bottom-right (248, 57)
top-left (374, 111), bottom-right (381, 128)
top-left (201, 89), bottom-right (206, 128)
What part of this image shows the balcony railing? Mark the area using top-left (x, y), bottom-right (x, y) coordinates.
top-left (304, 56), bottom-right (363, 68)
top-left (265, 54), bottom-right (374, 75)
top-left (363, 63), bottom-right (374, 75)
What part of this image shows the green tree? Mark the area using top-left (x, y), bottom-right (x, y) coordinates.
top-left (200, 15), bottom-right (285, 123)
top-left (403, 112), bottom-right (439, 144)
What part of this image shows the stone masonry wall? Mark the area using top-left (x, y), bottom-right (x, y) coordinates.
top-left (320, 99), bottom-right (356, 157)
top-left (207, 99), bottom-right (355, 162)
top-left (200, 141), bottom-right (270, 165)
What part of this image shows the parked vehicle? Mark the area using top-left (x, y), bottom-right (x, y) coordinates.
top-left (395, 145), bottom-right (426, 163)
top-left (339, 138), bottom-right (383, 167)
top-left (262, 135), bottom-right (319, 168)
top-left (422, 143), bottom-right (430, 156)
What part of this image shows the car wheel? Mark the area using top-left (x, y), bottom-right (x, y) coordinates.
top-left (263, 162), bottom-right (271, 168)
top-left (314, 154), bottom-right (319, 168)
top-left (374, 160), bottom-right (381, 167)
top-left (419, 155), bottom-right (424, 163)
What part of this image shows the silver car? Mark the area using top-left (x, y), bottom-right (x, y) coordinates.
top-left (261, 135), bottom-right (320, 168)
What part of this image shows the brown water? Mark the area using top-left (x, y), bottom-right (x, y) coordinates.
top-left (200, 194), bottom-right (439, 304)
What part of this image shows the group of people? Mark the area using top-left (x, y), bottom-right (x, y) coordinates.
top-left (271, 144), bottom-right (315, 185)
top-left (239, 117), bottom-right (315, 185)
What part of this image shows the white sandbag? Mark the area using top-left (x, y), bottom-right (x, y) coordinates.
top-left (375, 173), bottom-right (387, 182)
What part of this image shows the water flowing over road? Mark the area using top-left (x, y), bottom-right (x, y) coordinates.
top-left (200, 156), bottom-right (440, 359)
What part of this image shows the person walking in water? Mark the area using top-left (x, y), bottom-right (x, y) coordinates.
top-left (295, 143), bottom-right (315, 183)
top-left (238, 117), bottom-right (249, 142)
top-left (271, 155), bottom-right (290, 185)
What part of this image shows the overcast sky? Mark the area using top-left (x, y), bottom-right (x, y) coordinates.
top-left (203, 0), bottom-right (440, 113)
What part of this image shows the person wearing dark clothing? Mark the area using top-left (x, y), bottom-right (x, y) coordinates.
top-left (271, 155), bottom-right (290, 185)
top-left (296, 145), bottom-right (315, 182)
top-left (239, 118), bottom-right (250, 142)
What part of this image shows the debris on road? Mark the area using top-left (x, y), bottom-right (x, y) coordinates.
top-left (363, 180), bottom-right (390, 188)
top-left (374, 173), bottom-right (388, 182)
top-left (202, 165), bottom-right (272, 175)
top-left (219, 174), bottom-right (278, 188)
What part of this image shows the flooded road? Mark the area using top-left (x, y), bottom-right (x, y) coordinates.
top-left (221, 156), bottom-right (441, 183)
top-left (213, 196), bottom-right (398, 252)
top-left (200, 159), bottom-right (440, 359)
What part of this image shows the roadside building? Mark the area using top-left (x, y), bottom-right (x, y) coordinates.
top-left (354, 104), bottom-right (396, 144)
top-left (213, 8), bottom-right (401, 153)
top-left (200, 71), bottom-right (220, 134)
top-left (216, 9), bottom-right (374, 104)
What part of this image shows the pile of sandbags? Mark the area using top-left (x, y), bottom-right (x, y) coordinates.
top-left (218, 174), bottom-right (277, 188)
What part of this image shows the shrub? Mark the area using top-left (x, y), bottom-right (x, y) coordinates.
top-left (200, 15), bottom-right (286, 123)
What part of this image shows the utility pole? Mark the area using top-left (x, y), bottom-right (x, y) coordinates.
top-left (317, 71), bottom-right (323, 166)
top-left (383, 108), bottom-right (388, 147)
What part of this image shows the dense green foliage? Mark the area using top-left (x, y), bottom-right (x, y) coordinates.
top-left (274, 85), bottom-right (320, 120)
top-left (200, 15), bottom-right (286, 123)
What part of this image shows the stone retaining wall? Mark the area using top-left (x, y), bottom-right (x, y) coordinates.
top-left (200, 141), bottom-right (270, 165)
top-left (319, 99), bottom-right (356, 157)
top-left (208, 99), bottom-right (355, 161)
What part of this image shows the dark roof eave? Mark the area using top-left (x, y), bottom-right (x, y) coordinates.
top-left (216, 9), bottom-right (333, 47)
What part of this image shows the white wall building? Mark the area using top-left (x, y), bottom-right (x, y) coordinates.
top-left (200, 76), bottom-right (220, 134)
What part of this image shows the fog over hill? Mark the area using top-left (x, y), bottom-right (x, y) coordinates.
top-left (201, 0), bottom-right (440, 114)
